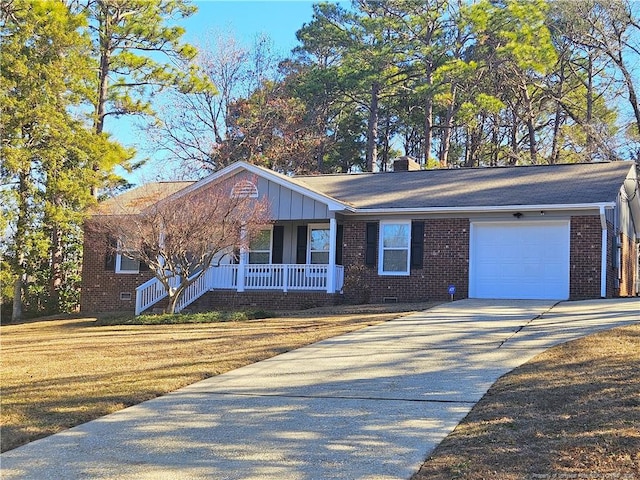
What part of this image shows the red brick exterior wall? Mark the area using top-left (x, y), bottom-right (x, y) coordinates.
top-left (80, 222), bottom-right (155, 313)
top-left (188, 290), bottom-right (342, 312)
top-left (341, 218), bottom-right (470, 303)
top-left (619, 232), bottom-right (637, 297)
top-left (569, 216), bottom-right (612, 299)
top-left (82, 213), bottom-right (631, 314)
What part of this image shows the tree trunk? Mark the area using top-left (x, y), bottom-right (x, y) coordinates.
top-left (366, 81), bottom-right (379, 172)
top-left (616, 59), bottom-right (640, 137)
top-left (464, 127), bottom-right (471, 167)
top-left (91, 0), bottom-right (112, 198)
top-left (585, 53), bottom-right (594, 158)
top-left (550, 58), bottom-right (568, 165)
top-left (439, 85), bottom-right (457, 168)
top-left (550, 106), bottom-right (563, 165)
top-left (522, 84), bottom-right (537, 164)
top-left (12, 170), bottom-right (29, 322)
top-left (12, 273), bottom-right (23, 323)
top-left (49, 224), bottom-right (64, 312)
top-left (465, 116), bottom-right (483, 168)
top-left (526, 116), bottom-right (537, 165)
top-left (423, 69), bottom-right (433, 167)
top-left (381, 115), bottom-right (391, 171)
top-left (491, 114), bottom-right (500, 166)
top-left (509, 109), bottom-right (519, 165)
top-left (165, 292), bottom-right (180, 314)
top-left (94, 1), bottom-right (111, 137)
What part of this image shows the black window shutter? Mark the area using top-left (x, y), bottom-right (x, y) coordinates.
top-left (335, 224), bottom-right (343, 265)
top-left (365, 222), bottom-right (378, 267)
top-left (272, 225), bottom-right (284, 264)
top-left (296, 225), bottom-right (308, 264)
top-left (139, 246), bottom-right (152, 272)
top-left (104, 236), bottom-right (117, 270)
top-left (411, 221), bottom-right (424, 268)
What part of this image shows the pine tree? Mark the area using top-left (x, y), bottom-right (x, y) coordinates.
top-left (1, 0), bottom-right (129, 319)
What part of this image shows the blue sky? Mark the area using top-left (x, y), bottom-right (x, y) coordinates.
top-left (110, 1), bottom-right (326, 184)
top-left (183, 1), bottom-right (319, 55)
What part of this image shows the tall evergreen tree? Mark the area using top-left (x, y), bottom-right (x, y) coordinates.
top-left (1, 0), bottom-right (129, 319)
top-left (75, 0), bottom-right (212, 192)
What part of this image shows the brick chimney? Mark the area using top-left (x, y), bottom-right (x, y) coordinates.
top-left (393, 156), bottom-right (421, 172)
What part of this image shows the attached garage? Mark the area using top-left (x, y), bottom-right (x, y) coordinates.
top-left (469, 221), bottom-right (570, 300)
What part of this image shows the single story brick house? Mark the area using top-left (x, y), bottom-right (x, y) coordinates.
top-left (81, 159), bottom-right (640, 314)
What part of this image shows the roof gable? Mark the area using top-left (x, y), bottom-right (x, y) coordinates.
top-left (170, 162), bottom-right (351, 213)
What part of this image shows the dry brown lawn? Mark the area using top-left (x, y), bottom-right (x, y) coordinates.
top-left (412, 323), bottom-right (640, 480)
top-left (0, 302), bottom-right (436, 453)
top-left (2, 304), bottom-right (639, 480)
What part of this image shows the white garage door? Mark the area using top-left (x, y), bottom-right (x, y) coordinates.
top-left (470, 221), bottom-right (570, 300)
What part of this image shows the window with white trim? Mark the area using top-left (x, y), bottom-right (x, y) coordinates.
top-left (308, 224), bottom-right (330, 264)
top-left (248, 228), bottom-right (272, 264)
top-left (378, 221), bottom-right (411, 275)
top-left (116, 250), bottom-right (140, 273)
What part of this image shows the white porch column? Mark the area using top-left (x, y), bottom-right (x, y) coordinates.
top-left (327, 216), bottom-right (337, 293)
top-left (237, 227), bottom-right (247, 293)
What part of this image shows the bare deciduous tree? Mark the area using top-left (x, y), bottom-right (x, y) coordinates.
top-left (91, 177), bottom-right (270, 314)
top-left (145, 30), bottom-right (282, 176)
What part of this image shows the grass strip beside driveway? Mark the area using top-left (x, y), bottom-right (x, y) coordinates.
top-left (1, 303), bottom-right (436, 453)
top-left (412, 322), bottom-right (640, 479)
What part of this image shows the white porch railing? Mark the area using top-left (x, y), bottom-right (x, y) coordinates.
top-left (211, 264), bottom-right (344, 292)
top-left (135, 264), bottom-right (344, 315)
top-left (135, 276), bottom-right (169, 315)
top-left (174, 268), bottom-right (216, 313)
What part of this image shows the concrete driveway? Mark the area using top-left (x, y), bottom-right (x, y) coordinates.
top-left (2, 298), bottom-right (638, 479)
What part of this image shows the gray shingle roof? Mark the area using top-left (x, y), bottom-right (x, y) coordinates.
top-left (94, 181), bottom-right (196, 215)
top-left (293, 162), bottom-right (635, 209)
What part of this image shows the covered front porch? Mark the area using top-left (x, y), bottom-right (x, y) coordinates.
top-left (135, 217), bottom-right (345, 315)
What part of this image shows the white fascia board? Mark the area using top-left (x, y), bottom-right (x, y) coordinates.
top-left (163, 161), bottom-right (352, 213)
top-left (239, 163), bottom-right (353, 212)
top-left (151, 162), bottom-right (244, 207)
top-left (351, 202), bottom-right (616, 215)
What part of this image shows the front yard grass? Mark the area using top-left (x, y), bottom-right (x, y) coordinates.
top-left (2, 303), bottom-right (638, 479)
top-left (412, 322), bottom-right (640, 479)
top-left (0, 302), bottom-right (436, 452)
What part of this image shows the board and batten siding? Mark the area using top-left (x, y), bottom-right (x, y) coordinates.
top-left (233, 172), bottom-right (330, 220)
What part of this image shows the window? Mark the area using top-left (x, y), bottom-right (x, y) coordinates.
top-left (249, 228), bottom-right (272, 264)
top-left (379, 221), bottom-right (411, 275)
top-left (116, 251), bottom-right (140, 274)
top-left (232, 180), bottom-right (258, 198)
top-left (308, 224), bottom-right (330, 264)
top-left (113, 237), bottom-right (152, 274)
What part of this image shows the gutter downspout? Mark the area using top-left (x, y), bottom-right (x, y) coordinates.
top-left (599, 205), bottom-right (608, 298)
top-left (327, 217), bottom-right (337, 293)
